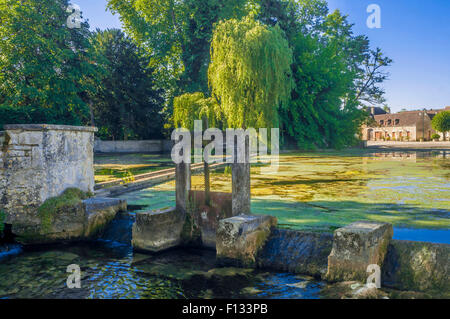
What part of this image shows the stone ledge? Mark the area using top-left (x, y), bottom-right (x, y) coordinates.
top-left (3, 124), bottom-right (98, 133)
top-left (216, 214), bottom-right (277, 267)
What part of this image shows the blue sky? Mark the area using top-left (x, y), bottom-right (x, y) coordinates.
top-left (76, 0), bottom-right (450, 112)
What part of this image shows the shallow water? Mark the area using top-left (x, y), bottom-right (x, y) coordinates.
top-left (0, 215), bottom-right (323, 299)
top-left (120, 150), bottom-right (450, 244)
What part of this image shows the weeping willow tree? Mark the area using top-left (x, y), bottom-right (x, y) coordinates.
top-left (173, 92), bottom-right (223, 130)
top-left (173, 92), bottom-right (222, 205)
top-left (208, 16), bottom-right (293, 129)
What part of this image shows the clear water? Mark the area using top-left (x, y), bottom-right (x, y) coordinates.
top-left (0, 241), bottom-right (323, 299)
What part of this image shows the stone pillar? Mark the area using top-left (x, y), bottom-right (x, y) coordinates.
top-left (232, 138), bottom-right (251, 215)
top-left (232, 163), bottom-right (250, 215)
top-left (175, 163), bottom-right (191, 214)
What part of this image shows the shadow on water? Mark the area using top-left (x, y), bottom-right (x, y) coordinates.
top-left (252, 199), bottom-right (450, 244)
top-left (0, 212), bottom-right (324, 299)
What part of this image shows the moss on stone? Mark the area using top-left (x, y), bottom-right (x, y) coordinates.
top-left (0, 210), bottom-right (5, 233)
top-left (37, 188), bottom-right (89, 233)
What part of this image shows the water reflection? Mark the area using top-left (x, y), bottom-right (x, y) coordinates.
top-left (0, 239), bottom-right (323, 299)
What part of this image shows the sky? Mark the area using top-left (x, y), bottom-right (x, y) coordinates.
top-left (76, 0), bottom-right (450, 113)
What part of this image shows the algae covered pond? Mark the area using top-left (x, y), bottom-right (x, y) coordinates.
top-left (120, 150), bottom-right (450, 243)
top-left (94, 153), bottom-right (173, 183)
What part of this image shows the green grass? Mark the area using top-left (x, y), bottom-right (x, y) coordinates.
top-left (37, 188), bottom-right (90, 233)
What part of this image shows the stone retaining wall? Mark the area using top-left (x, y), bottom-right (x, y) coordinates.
top-left (255, 228), bottom-right (449, 293)
top-left (0, 124), bottom-right (97, 236)
top-left (94, 139), bottom-right (173, 153)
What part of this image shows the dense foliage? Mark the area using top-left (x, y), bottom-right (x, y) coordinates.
top-left (89, 29), bottom-right (165, 140)
top-left (257, 0), bottom-right (391, 148)
top-left (432, 111), bottom-right (450, 141)
top-left (112, 0), bottom-right (391, 148)
top-left (173, 92), bottom-right (222, 130)
top-left (209, 16), bottom-right (292, 129)
top-left (0, 0), bottom-right (392, 148)
top-left (107, 0), bottom-right (250, 96)
top-left (0, 0), bottom-right (102, 127)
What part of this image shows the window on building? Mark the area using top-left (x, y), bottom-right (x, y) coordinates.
top-left (380, 120), bottom-right (384, 125)
top-left (387, 120), bottom-right (392, 125)
top-left (395, 119), bottom-right (400, 125)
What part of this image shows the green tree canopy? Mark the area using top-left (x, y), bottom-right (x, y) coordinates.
top-left (107, 0), bottom-right (249, 95)
top-left (90, 29), bottom-right (165, 140)
top-left (432, 111), bottom-right (450, 141)
top-left (0, 0), bottom-right (103, 126)
top-left (208, 16), bottom-right (293, 129)
top-left (257, 0), bottom-right (391, 148)
top-left (173, 92), bottom-right (222, 130)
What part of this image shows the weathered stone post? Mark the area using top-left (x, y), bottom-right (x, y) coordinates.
top-left (131, 160), bottom-right (190, 252)
top-left (232, 138), bottom-right (251, 215)
top-left (176, 163), bottom-right (191, 214)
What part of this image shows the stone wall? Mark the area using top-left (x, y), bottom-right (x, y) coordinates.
top-left (255, 228), bottom-right (449, 293)
top-left (0, 124), bottom-right (97, 236)
top-left (94, 139), bottom-right (173, 153)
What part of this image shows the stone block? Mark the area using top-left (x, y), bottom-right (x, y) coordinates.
top-left (326, 221), bottom-right (393, 282)
top-left (176, 163), bottom-right (191, 214)
top-left (15, 197), bottom-right (127, 244)
top-left (132, 207), bottom-right (185, 252)
top-left (216, 214), bottom-right (277, 267)
top-left (2, 125), bottom-right (97, 237)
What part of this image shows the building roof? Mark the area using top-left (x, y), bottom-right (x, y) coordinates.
top-left (372, 111), bottom-right (429, 127)
top-left (367, 106), bottom-right (448, 128)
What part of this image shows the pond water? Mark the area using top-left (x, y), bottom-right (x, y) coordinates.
top-left (121, 150), bottom-right (450, 244)
top-left (0, 149), bottom-right (448, 299)
top-left (0, 214), bottom-right (324, 299)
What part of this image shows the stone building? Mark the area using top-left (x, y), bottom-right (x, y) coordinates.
top-left (361, 106), bottom-right (450, 141)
